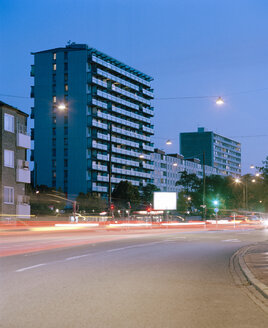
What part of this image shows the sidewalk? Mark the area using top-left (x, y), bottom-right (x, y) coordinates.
top-left (239, 241), bottom-right (268, 299)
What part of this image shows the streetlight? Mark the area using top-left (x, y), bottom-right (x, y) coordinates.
top-left (58, 103), bottom-right (66, 111)
top-left (165, 140), bottom-right (172, 191)
top-left (216, 97), bottom-right (224, 105)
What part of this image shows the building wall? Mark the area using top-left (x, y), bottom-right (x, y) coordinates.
top-left (180, 131), bottom-right (213, 166)
top-left (0, 102), bottom-right (30, 217)
top-left (151, 149), bottom-right (222, 193)
top-left (32, 44), bottom-right (154, 198)
top-left (180, 128), bottom-right (241, 177)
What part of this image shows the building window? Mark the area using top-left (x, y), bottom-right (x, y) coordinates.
top-left (64, 52), bottom-right (68, 61)
top-left (64, 159), bottom-right (68, 167)
top-left (52, 148), bottom-right (56, 157)
top-left (52, 170), bottom-right (56, 178)
top-left (53, 63), bottom-right (56, 71)
top-left (52, 84), bottom-right (56, 93)
top-left (53, 96), bottom-right (56, 103)
top-left (52, 160), bottom-right (56, 168)
top-left (52, 74), bottom-right (56, 83)
top-left (4, 114), bottom-right (15, 133)
top-left (3, 187), bottom-right (14, 204)
top-left (52, 116), bottom-right (56, 124)
top-left (52, 179), bottom-right (56, 187)
top-left (64, 73), bottom-right (68, 82)
top-left (52, 138), bottom-right (56, 147)
top-left (64, 116), bottom-right (68, 124)
top-left (53, 53), bottom-right (56, 60)
top-left (4, 150), bottom-right (14, 168)
top-left (64, 170), bottom-right (68, 179)
top-left (64, 138), bottom-right (68, 146)
top-left (52, 128), bottom-right (56, 136)
top-left (64, 127), bottom-right (68, 135)
top-left (64, 63), bottom-right (68, 71)
top-left (64, 148), bottom-right (68, 157)
top-left (64, 84), bottom-right (68, 92)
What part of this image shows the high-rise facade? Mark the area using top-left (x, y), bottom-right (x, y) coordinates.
top-left (31, 43), bottom-right (154, 198)
top-left (180, 127), bottom-right (241, 176)
top-left (0, 101), bottom-right (31, 218)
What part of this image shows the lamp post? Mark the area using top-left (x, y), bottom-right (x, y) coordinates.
top-left (165, 140), bottom-right (172, 192)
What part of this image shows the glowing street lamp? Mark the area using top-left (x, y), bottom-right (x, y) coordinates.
top-left (216, 97), bottom-right (224, 105)
top-left (58, 103), bottom-right (66, 111)
top-left (166, 139), bottom-right (172, 145)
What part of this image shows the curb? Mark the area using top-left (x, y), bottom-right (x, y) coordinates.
top-left (237, 244), bottom-right (268, 299)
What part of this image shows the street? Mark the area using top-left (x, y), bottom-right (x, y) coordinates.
top-left (0, 227), bottom-right (268, 327)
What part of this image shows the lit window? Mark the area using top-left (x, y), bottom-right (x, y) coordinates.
top-left (52, 171), bottom-right (56, 178)
top-left (3, 186), bottom-right (14, 204)
top-left (4, 114), bottom-right (14, 133)
top-left (4, 150), bottom-right (14, 168)
top-left (64, 84), bottom-right (68, 92)
top-left (53, 96), bottom-right (56, 103)
top-left (53, 53), bottom-right (56, 60)
top-left (53, 64), bottom-right (56, 71)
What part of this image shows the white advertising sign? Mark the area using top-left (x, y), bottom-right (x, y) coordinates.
top-left (153, 192), bottom-right (177, 210)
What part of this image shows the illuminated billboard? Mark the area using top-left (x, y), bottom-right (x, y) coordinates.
top-left (153, 192), bottom-right (177, 210)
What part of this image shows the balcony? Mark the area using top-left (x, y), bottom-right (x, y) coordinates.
top-left (92, 55), bottom-right (151, 87)
top-left (17, 132), bottom-right (31, 149)
top-left (92, 162), bottom-right (107, 171)
top-left (142, 125), bottom-right (154, 135)
top-left (17, 168), bottom-right (30, 183)
top-left (92, 183), bottom-right (107, 193)
top-left (31, 128), bottom-right (34, 140)
top-left (30, 86), bottom-right (34, 98)
top-left (17, 160), bottom-right (30, 183)
top-left (16, 195), bottom-right (30, 218)
top-left (30, 107), bottom-right (34, 119)
top-left (16, 204), bottom-right (30, 218)
top-left (30, 65), bottom-right (35, 77)
top-left (142, 143), bottom-right (154, 152)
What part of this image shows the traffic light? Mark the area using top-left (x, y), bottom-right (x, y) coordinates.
top-left (127, 202), bottom-right (131, 209)
top-left (146, 204), bottom-right (152, 213)
top-left (110, 203), bottom-right (115, 211)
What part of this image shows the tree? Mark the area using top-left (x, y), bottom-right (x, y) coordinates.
top-left (112, 181), bottom-right (140, 210)
top-left (27, 185), bottom-right (66, 215)
top-left (141, 184), bottom-right (160, 204)
top-left (175, 171), bottom-right (201, 194)
top-left (76, 192), bottom-right (106, 213)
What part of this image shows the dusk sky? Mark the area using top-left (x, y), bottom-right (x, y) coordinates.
top-left (1, 0), bottom-right (267, 173)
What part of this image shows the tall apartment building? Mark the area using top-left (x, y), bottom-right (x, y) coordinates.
top-left (0, 101), bottom-right (31, 218)
top-left (180, 127), bottom-right (241, 176)
top-left (31, 43), bottom-right (154, 198)
top-left (152, 149), bottom-right (221, 192)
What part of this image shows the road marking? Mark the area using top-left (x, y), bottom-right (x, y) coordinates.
top-left (107, 241), bottom-right (163, 253)
top-left (16, 263), bottom-right (47, 272)
top-left (222, 239), bottom-right (241, 243)
top-left (65, 254), bottom-right (91, 261)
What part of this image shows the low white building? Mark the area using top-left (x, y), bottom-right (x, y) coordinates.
top-left (151, 149), bottom-right (222, 192)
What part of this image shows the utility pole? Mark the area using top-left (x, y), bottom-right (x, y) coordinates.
top-left (202, 151), bottom-right (206, 219)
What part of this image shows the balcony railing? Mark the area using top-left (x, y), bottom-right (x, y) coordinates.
top-left (92, 55), bottom-right (151, 87)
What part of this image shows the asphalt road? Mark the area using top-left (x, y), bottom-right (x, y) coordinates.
top-left (1, 228), bottom-right (268, 327)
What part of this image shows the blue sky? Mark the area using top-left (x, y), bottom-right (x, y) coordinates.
top-left (1, 0), bottom-right (267, 173)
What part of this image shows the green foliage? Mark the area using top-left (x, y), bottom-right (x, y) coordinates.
top-left (175, 171), bottom-right (201, 193)
top-left (76, 192), bottom-right (106, 212)
top-left (177, 191), bottom-right (189, 212)
top-left (27, 185), bottom-right (66, 215)
top-left (141, 184), bottom-right (160, 204)
top-left (112, 180), bottom-right (140, 210)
